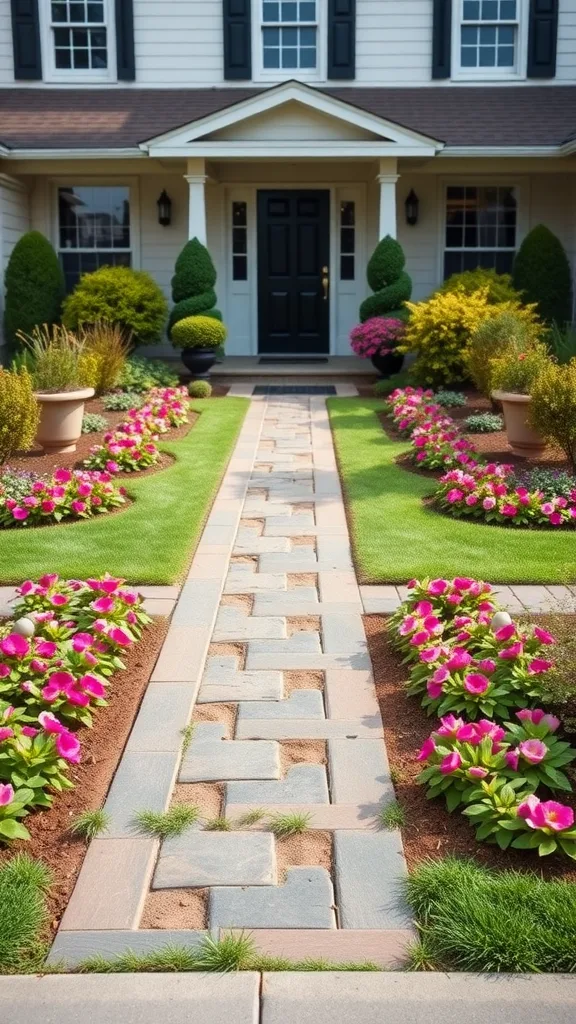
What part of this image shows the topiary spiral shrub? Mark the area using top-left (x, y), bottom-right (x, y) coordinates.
top-left (0, 368), bottom-right (39, 464)
top-left (359, 235), bottom-right (412, 323)
top-left (513, 224), bottom-right (573, 326)
top-left (168, 238), bottom-right (223, 336)
top-left (62, 266), bottom-right (167, 345)
top-left (188, 380), bottom-right (212, 398)
top-left (171, 315), bottom-right (227, 350)
top-left (4, 232), bottom-right (65, 350)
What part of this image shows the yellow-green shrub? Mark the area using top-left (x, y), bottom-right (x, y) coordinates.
top-left (530, 361), bottom-right (576, 471)
top-left (78, 322), bottom-right (129, 395)
top-left (188, 380), bottom-right (212, 398)
top-left (467, 309), bottom-right (542, 398)
top-left (171, 315), bottom-right (227, 350)
top-left (490, 341), bottom-right (550, 396)
top-left (0, 367), bottom-right (39, 464)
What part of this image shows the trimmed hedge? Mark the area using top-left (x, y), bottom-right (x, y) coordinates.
top-left (359, 235), bottom-right (412, 323)
top-left (168, 238), bottom-right (222, 335)
top-left (4, 232), bottom-right (64, 350)
top-left (62, 266), bottom-right (168, 345)
top-left (513, 224), bottom-right (572, 326)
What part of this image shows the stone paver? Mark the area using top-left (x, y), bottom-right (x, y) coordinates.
top-left (329, 739), bottom-right (393, 804)
top-left (179, 723), bottom-right (280, 782)
top-left (198, 657), bottom-right (283, 703)
top-left (212, 606), bottom-right (286, 641)
top-left (60, 838), bottom-right (157, 931)
top-left (103, 751), bottom-right (179, 837)
top-left (153, 832), bottom-right (276, 887)
top-left (236, 719), bottom-right (383, 740)
top-left (226, 764), bottom-right (330, 806)
top-left (210, 867), bottom-right (336, 929)
top-left (237, 689), bottom-right (325, 720)
top-left (334, 831), bottom-right (413, 929)
top-left (48, 929), bottom-right (207, 968)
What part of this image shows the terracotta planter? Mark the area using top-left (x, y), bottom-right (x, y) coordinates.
top-left (491, 390), bottom-right (546, 459)
top-left (35, 387), bottom-right (95, 454)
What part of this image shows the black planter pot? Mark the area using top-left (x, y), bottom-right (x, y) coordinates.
top-left (180, 347), bottom-right (217, 380)
top-left (371, 351), bottom-right (405, 378)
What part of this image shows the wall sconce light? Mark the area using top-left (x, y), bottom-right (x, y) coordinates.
top-left (157, 190), bottom-right (172, 227)
top-left (405, 189), bottom-right (419, 226)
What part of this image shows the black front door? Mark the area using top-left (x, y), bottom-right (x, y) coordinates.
top-left (257, 190), bottom-right (330, 354)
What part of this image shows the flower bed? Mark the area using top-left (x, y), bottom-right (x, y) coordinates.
top-left (387, 577), bottom-right (576, 863)
top-left (0, 573), bottom-right (151, 842)
top-left (84, 387), bottom-right (190, 474)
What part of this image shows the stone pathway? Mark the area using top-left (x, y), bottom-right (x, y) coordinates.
top-left (49, 395), bottom-right (413, 969)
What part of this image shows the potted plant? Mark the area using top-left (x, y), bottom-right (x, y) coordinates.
top-left (350, 316), bottom-right (406, 377)
top-left (18, 324), bottom-right (94, 454)
top-left (170, 314), bottom-right (227, 379)
top-left (490, 343), bottom-right (550, 459)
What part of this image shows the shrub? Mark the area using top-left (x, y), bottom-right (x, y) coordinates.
top-left (437, 268), bottom-right (521, 305)
top-left (433, 391), bottom-right (467, 408)
top-left (467, 309), bottom-right (541, 398)
top-left (359, 235), bottom-right (412, 323)
top-left (77, 322), bottom-right (129, 395)
top-left (168, 238), bottom-right (222, 335)
top-left (62, 266), bottom-right (168, 345)
top-left (0, 468), bottom-right (126, 529)
top-left (18, 323), bottom-right (86, 393)
top-left (465, 412), bottom-right (503, 433)
top-left (490, 341), bottom-right (550, 396)
top-left (435, 463), bottom-right (576, 528)
top-left (401, 288), bottom-right (493, 387)
top-left (82, 413), bottom-right (108, 434)
top-left (188, 380), bottom-right (212, 398)
top-left (117, 356), bottom-right (179, 393)
top-left (102, 391), bottom-right (143, 412)
top-left (530, 361), bottom-right (576, 471)
top-left (349, 317), bottom-right (406, 358)
top-left (545, 322), bottom-right (576, 366)
top-left (4, 232), bottom-right (65, 351)
top-left (0, 368), bottom-right (39, 465)
top-left (171, 315), bottom-right (227, 350)
top-left (513, 224), bottom-right (573, 326)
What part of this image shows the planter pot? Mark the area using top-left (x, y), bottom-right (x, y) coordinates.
top-left (491, 390), bottom-right (546, 459)
top-left (371, 351), bottom-right (404, 378)
top-left (35, 388), bottom-right (95, 455)
top-left (180, 347), bottom-right (217, 380)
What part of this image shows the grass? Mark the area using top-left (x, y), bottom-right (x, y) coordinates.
top-left (328, 398), bottom-right (576, 584)
top-left (203, 816), bottom-right (233, 831)
top-left (0, 855), bottom-right (52, 974)
top-left (235, 808), bottom-right (266, 827)
top-left (378, 801), bottom-right (406, 830)
top-left (268, 811), bottom-right (312, 838)
top-left (133, 804), bottom-right (199, 839)
top-left (405, 856), bottom-right (576, 973)
top-left (0, 398), bottom-right (248, 584)
top-left (69, 808), bottom-right (110, 840)
top-left (180, 722), bottom-right (196, 755)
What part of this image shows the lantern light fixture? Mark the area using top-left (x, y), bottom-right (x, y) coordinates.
top-left (157, 190), bottom-right (172, 227)
top-left (405, 189), bottom-right (419, 226)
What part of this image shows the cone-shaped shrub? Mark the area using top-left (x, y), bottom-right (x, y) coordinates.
top-left (168, 237), bottom-right (222, 335)
top-left (512, 224), bottom-right (572, 326)
top-left (359, 235), bottom-right (412, 323)
top-left (4, 231), bottom-right (64, 349)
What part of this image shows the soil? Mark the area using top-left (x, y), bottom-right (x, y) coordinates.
top-left (288, 574), bottom-right (318, 590)
top-left (207, 642), bottom-right (246, 669)
top-left (219, 594), bottom-right (254, 613)
top-left (283, 671), bottom-right (325, 693)
top-left (276, 831), bottom-right (332, 881)
top-left (0, 617), bottom-right (169, 933)
top-left (140, 887), bottom-right (208, 930)
top-left (171, 783), bottom-right (224, 821)
top-left (286, 616), bottom-right (321, 636)
top-left (192, 702), bottom-right (238, 737)
top-left (280, 740), bottom-right (327, 772)
top-left (364, 614), bottom-right (576, 881)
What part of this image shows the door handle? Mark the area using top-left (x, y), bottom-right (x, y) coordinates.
top-left (322, 266), bottom-right (329, 301)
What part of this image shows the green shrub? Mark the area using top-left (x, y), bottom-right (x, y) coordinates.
top-left (490, 340), bottom-right (550, 396)
top-left (82, 413), bottom-right (108, 434)
top-left (102, 391), bottom-right (143, 412)
top-left (464, 412), bottom-right (504, 433)
top-left (433, 390), bottom-right (467, 407)
top-left (117, 356), bottom-right (179, 393)
top-left (62, 266), bottom-right (168, 345)
top-left (4, 232), bottom-right (64, 351)
top-left (168, 238), bottom-right (222, 335)
top-left (513, 224), bottom-right (572, 326)
top-left (401, 288), bottom-right (493, 387)
top-left (77, 322), bottom-right (129, 395)
top-left (467, 309), bottom-right (541, 398)
top-left (0, 367), bottom-right (39, 464)
top-left (188, 380), bottom-right (212, 398)
top-left (18, 323), bottom-right (86, 393)
top-left (359, 235), bottom-right (412, 323)
top-left (171, 315), bottom-right (227, 350)
top-left (438, 268), bottom-right (521, 305)
top-left (545, 322), bottom-right (576, 365)
top-left (372, 370), bottom-right (412, 397)
top-left (530, 360), bottom-right (576, 471)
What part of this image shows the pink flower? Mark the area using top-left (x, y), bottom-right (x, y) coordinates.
top-left (41, 499), bottom-right (56, 513)
top-left (519, 738), bottom-right (548, 764)
top-left (91, 596), bottom-right (115, 614)
top-left (66, 688), bottom-right (90, 707)
top-left (505, 749), bottom-right (520, 771)
top-left (476, 720), bottom-right (505, 742)
top-left (12, 506), bottom-right (29, 520)
top-left (45, 671), bottom-right (75, 692)
top-left (80, 674), bottom-right (106, 699)
top-left (528, 658), bottom-right (553, 675)
top-left (428, 579), bottom-right (449, 595)
top-left (468, 766), bottom-right (489, 779)
top-left (457, 723), bottom-right (481, 744)
top-left (549, 512), bottom-right (563, 526)
top-left (0, 783), bottom-right (14, 806)
top-left (465, 494), bottom-right (479, 506)
top-left (440, 751), bottom-right (462, 774)
top-left (436, 714), bottom-right (464, 739)
top-left (432, 666), bottom-right (450, 684)
top-left (108, 626), bottom-right (132, 647)
top-left (478, 659), bottom-right (496, 673)
top-left (35, 640), bottom-right (57, 658)
top-left (55, 729), bottom-right (81, 764)
top-left (446, 648), bottom-right (472, 671)
top-left (420, 647), bottom-right (442, 664)
top-left (499, 642), bottom-right (523, 659)
top-left (417, 736), bottom-right (437, 761)
top-left (0, 634), bottom-right (30, 658)
top-left (534, 627), bottom-right (555, 645)
top-left (447, 489), bottom-right (464, 504)
top-left (106, 461), bottom-right (120, 473)
top-left (463, 673), bottom-right (490, 695)
top-left (54, 468), bottom-right (72, 484)
top-left (427, 679), bottom-right (444, 700)
top-left (483, 497), bottom-right (496, 510)
top-left (50, 593), bottom-right (69, 607)
top-left (501, 503), bottom-right (518, 517)
top-left (21, 726), bottom-right (39, 737)
top-left (0, 727), bottom-right (14, 742)
top-left (494, 624), bottom-right (516, 642)
top-left (72, 633), bottom-right (94, 652)
top-left (39, 711), bottom-right (65, 734)
top-left (71, 500), bottom-right (86, 513)
top-left (518, 796), bottom-right (574, 832)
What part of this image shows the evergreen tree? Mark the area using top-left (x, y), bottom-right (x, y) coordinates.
top-left (512, 224), bottom-right (572, 325)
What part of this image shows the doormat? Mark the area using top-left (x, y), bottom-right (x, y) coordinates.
top-left (258, 357), bottom-right (329, 364)
top-left (253, 385), bottom-right (337, 395)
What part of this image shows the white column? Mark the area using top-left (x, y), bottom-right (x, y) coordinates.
top-left (376, 173), bottom-right (400, 240)
top-left (184, 174), bottom-right (208, 244)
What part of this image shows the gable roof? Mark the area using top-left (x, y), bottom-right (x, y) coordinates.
top-left (0, 84), bottom-right (574, 152)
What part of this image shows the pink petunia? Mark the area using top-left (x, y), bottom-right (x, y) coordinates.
top-left (54, 469), bottom-right (72, 484)
top-left (468, 766), bottom-right (489, 779)
top-left (0, 633), bottom-right (30, 658)
top-left (427, 679), bottom-right (444, 700)
top-left (419, 647), bottom-right (443, 664)
top-left (35, 640), bottom-right (57, 659)
top-left (446, 648), bottom-right (473, 671)
top-left (90, 596), bottom-right (115, 614)
top-left (463, 673), bottom-right (490, 696)
top-left (436, 714), bottom-right (464, 739)
top-left (440, 751), bottom-right (462, 774)
top-left (534, 627), bottom-right (555, 645)
top-left (528, 658), bottom-right (553, 675)
top-left (519, 738), bottom-right (548, 764)
top-left (55, 729), bottom-right (81, 764)
top-left (494, 624), bottom-right (516, 642)
top-left (416, 736), bottom-right (436, 761)
top-left (107, 626), bottom-right (132, 647)
top-left (483, 497), bottom-right (496, 510)
top-left (71, 633), bottom-right (94, 653)
top-left (0, 783), bottom-right (14, 806)
top-left (79, 674), bottom-right (106, 699)
top-left (505, 749), bottom-right (520, 771)
top-left (428, 579), bottom-right (449, 595)
top-left (39, 711), bottom-right (65, 734)
top-left (49, 593), bottom-right (69, 607)
top-left (0, 727), bottom-right (14, 742)
top-left (499, 642), bottom-right (523, 659)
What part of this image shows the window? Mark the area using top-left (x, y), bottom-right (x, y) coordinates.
top-left (261, 1), bottom-right (318, 71)
top-left (58, 185), bottom-right (131, 292)
top-left (232, 202), bottom-right (248, 281)
top-left (47, 0), bottom-right (111, 77)
top-left (444, 185), bottom-right (517, 279)
top-left (339, 201), bottom-right (355, 281)
top-left (459, 0), bottom-right (520, 75)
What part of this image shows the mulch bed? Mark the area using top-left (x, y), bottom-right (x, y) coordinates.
top-left (365, 613), bottom-right (576, 882)
top-left (0, 616), bottom-right (169, 936)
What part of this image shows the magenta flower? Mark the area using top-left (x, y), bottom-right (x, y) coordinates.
top-left (428, 579), bottom-right (449, 595)
top-left (427, 679), bottom-right (444, 700)
top-left (50, 593), bottom-right (69, 607)
top-left (478, 659), bottom-right (496, 673)
top-left (0, 783), bottom-right (14, 806)
top-left (483, 497), bottom-right (496, 510)
top-left (456, 723), bottom-right (481, 744)
top-left (55, 729), bottom-right (81, 764)
top-left (501, 503), bottom-right (518, 517)
top-left (440, 751), bottom-right (462, 774)
top-left (80, 674), bottom-right (106, 698)
top-left (54, 469), bottom-right (72, 484)
top-left (35, 640), bottom-right (57, 659)
top-left (468, 766), bottom-right (489, 779)
top-left (0, 727), bottom-right (14, 742)
top-left (39, 711), bottom-right (65, 734)
top-left (505, 749), bottom-right (520, 771)
top-left (446, 648), bottom-right (473, 671)
top-left (419, 647), bottom-right (443, 664)
top-left (476, 720), bottom-right (505, 742)
top-left (66, 688), bottom-right (90, 708)
top-left (436, 714), bottom-right (464, 739)
top-left (528, 658), bottom-right (553, 675)
top-left (534, 627), bottom-right (555, 645)
top-left (108, 626), bottom-right (132, 647)
top-left (12, 507), bottom-right (29, 520)
top-left (494, 624), bottom-right (516, 642)
top-left (463, 673), bottom-right (490, 695)
top-left (416, 736), bottom-right (437, 761)
top-left (0, 633), bottom-right (30, 658)
top-left (519, 738), bottom-right (548, 764)
top-left (432, 666), bottom-right (450, 684)
top-left (21, 726), bottom-right (39, 737)
top-left (91, 596), bottom-right (115, 614)
top-left (518, 795), bottom-right (574, 832)
top-left (499, 642), bottom-right (523, 659)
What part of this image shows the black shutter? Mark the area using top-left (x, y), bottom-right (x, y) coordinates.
top-left (223, 0), bottom-right (251, 80)
top-left (115, 0), bottom-right (135, 81)
top-left (432, 0), bottom-right (452, 79)
top-left (10, 0), bottom-right (41, 80)
top-left (527, 0), bottom-right (558, 77)
top-left (328, 0), bottom-right (356, 80)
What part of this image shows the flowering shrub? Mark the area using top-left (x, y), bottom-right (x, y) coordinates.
top-left (389, 576), bottom-right (499, 649)
top-left (349, 317), bottom-right (406, 358)
top-left (435, 464), bottom-right (576, 528)
top-left (503, 795), bottom-right (576, 859)
top-left (0, 711), bottom-right (80, 807)
top-left (84, 387), bottom-right (189, 474)
top-left (0, 468), bottom-right (126, 528)
top-left (382, 386), bottom-right (441, 437)
top-left (409, 423), bottom-right (477, 471)
top-left (416, 717), bottom-right (517, 811)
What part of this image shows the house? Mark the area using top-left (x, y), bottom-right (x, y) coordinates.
top-left (0, 0), bottom-right (574, 360)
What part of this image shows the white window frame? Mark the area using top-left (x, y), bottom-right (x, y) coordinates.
top-left (40, 0), bottom-right (117, 84)
top-left (252, 0), bottom-right (327, 83)
top-left (451, 0), bottom-right (529, 81)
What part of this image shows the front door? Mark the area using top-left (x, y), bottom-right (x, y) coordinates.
top-left (257, 189), bottom-right (330, 354)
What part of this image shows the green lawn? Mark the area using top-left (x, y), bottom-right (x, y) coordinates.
top-left (328, 398), bottom-right (576, 585)
top-left (0, 398), bottom-right (248, 585)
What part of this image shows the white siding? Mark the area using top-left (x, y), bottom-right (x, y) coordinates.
top-left (0, 0), bottom-right (574, 87)
top-left (0, 174), bottom-right (30, 347)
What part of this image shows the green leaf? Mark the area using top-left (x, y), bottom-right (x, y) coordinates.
top-left (512, 832), bottom-right (540, 849)
top-left (538, 837), bottom-right (558, 857)
top-left (0, 818), bottom-right (30, 840)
